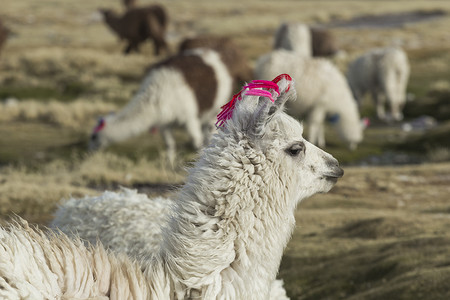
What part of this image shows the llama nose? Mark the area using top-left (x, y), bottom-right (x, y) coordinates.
top-left (325, 159), bottom-right (344, 179)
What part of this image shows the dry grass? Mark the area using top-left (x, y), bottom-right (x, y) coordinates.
top-left (0, 151), bottom-right (185, 224)
top-left (282, 162), bottom-right (450, 299)
top-left (0, 98), bottom-right (117, 130)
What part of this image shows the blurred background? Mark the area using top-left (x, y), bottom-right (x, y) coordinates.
top-left (0, 0), bottom-right (449, 299)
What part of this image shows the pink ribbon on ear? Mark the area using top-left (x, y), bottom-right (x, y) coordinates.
top-left (215, 74), bottom-right (292, 128)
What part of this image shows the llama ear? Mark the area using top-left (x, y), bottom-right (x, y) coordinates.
top-left (247, 77), bottom-right (296, 137)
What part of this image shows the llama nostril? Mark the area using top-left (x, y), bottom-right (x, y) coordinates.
top-left (333, 166), bottom-right (344, 178)
top-left (324, 158), bottom-right (344, 179)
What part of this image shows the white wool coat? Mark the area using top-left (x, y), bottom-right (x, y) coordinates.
top-left (2, 77), bottom-right (343, 299)
top-left (347, 47), bottom-right (410, 121)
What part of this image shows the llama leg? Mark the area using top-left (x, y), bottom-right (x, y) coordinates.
top-left (146, 17), bottom-right (168, 55)
top-left (390, 99), bottom-right (404, 121)
top-left (317, 122), bottom-right (326, 149)
top-left (387, 84), bottom-right (404, 121)
top-left (308, 107), bottom-right (326, 148)
top-left (124, 42), bottom-right (139, 54)
top-left (185, 118), bottom-right (203, 150)
top-left (372, 90), bottom-right (387, 121)
top-left (153, 36), bottom-right (169, 56)
top-left (161, 127), bottom-right (176, 166)
top-left (201, 122), bottom-right (215, 146)
top-left (355, 90), bottom-right (364, 109)
top-left (124, 43), bottom-right (133, 54)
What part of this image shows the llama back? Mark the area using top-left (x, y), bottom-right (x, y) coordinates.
top-left (179, 35), bottom-right (253, 86)
top-left (51, 189), bottom-right (172, 258)
top-left (144, 48), bottom-right (233, 123)
top-left (0, 220), bottom-right (151, 299)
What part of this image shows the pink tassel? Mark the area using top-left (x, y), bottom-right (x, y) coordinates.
top-left (216, 74), bottom-right (292, 128)
top-left (93, 118), bottom-right (105, 133)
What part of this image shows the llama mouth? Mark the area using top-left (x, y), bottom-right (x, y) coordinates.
top-left (323, 167), bottom-right (344, 182)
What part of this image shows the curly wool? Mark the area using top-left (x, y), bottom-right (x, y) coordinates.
top-left (0, 220), bottom-right (151, 299)
top-left (2, 77), bottom-right (342, 299)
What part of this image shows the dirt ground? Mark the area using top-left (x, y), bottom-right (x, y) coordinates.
top-left (282, 162), bottom-right (450, 299)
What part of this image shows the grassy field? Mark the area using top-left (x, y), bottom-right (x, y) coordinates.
top-left (1, 0), bottom-right (450, 299)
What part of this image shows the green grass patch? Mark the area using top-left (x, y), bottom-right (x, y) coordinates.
top-left (0, 82), bottom-right (91, 102)
top-left (407, 47), bottom-right (450, 98)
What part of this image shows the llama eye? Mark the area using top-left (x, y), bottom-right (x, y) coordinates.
top-left (285, 142), bottom-right (305, 157)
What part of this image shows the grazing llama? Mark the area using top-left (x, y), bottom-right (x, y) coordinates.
top-left (347, 47), bottom-right (410, 122)
top-left (100, 5), bottom-right (168, 55)
top-left (90, 48), bottom-right (233, 165)
top-left (0, 75), bottom-right (344, 299)
top-left (255, 50), bottom-right (365, 150)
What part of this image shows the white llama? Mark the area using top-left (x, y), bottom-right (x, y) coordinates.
top-left (273, 22), bottom-right (312, 57)
top-left (347, 47), bottom-right (410, 121)
top-left (1, 75), bottom-right (344, 299)
top-left (255, 50), bottom-right (364, 150)
top-left (51, 189), bottom-right (289, 299)
top-left (90, 48), bottom-right (233, 164)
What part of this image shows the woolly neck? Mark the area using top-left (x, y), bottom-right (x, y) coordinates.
top-left (152, 128), bottom-right (296, 299)
top-left (102, 90), bottom-right (163, 144)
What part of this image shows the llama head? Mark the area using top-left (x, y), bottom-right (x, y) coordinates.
top-left (89, 114), bottom-right (114, 150)
top-left (216, 74), bottom-right (344, 206)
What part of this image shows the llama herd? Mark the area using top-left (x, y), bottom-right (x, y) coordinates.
top-left (0, 2), bottom-right (411, 154)
top-left (0, 1), bottom-right (414, 299)
top-left (90, 13), bottom-right (410, 155)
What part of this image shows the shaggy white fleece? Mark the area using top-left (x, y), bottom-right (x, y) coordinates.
top-left (347, 47), bottom-right (410, 121)
top-left (1, 76), bottom-right (343, 299)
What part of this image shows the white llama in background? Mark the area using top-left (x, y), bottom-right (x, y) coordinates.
top-left (273, 22), bottom-right (312, 57)
top-left (1, 75), bottom-right (343, 299)
top-left (347, 47), bottom-right (410, 122)
top-left (255, 50), bottom-right (365, 150)
top-left (90, 48), bottom-right (233, 164)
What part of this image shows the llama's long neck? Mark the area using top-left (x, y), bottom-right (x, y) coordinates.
top-left (103, 87), bottom-right (163, 144)
top-left (152, 133), bottom-right (297, 299)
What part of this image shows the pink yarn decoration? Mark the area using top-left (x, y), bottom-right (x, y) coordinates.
top-left (216, 73), bottom-right (292, 127)
top-left (93, 118), bottom-right (105, 133)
